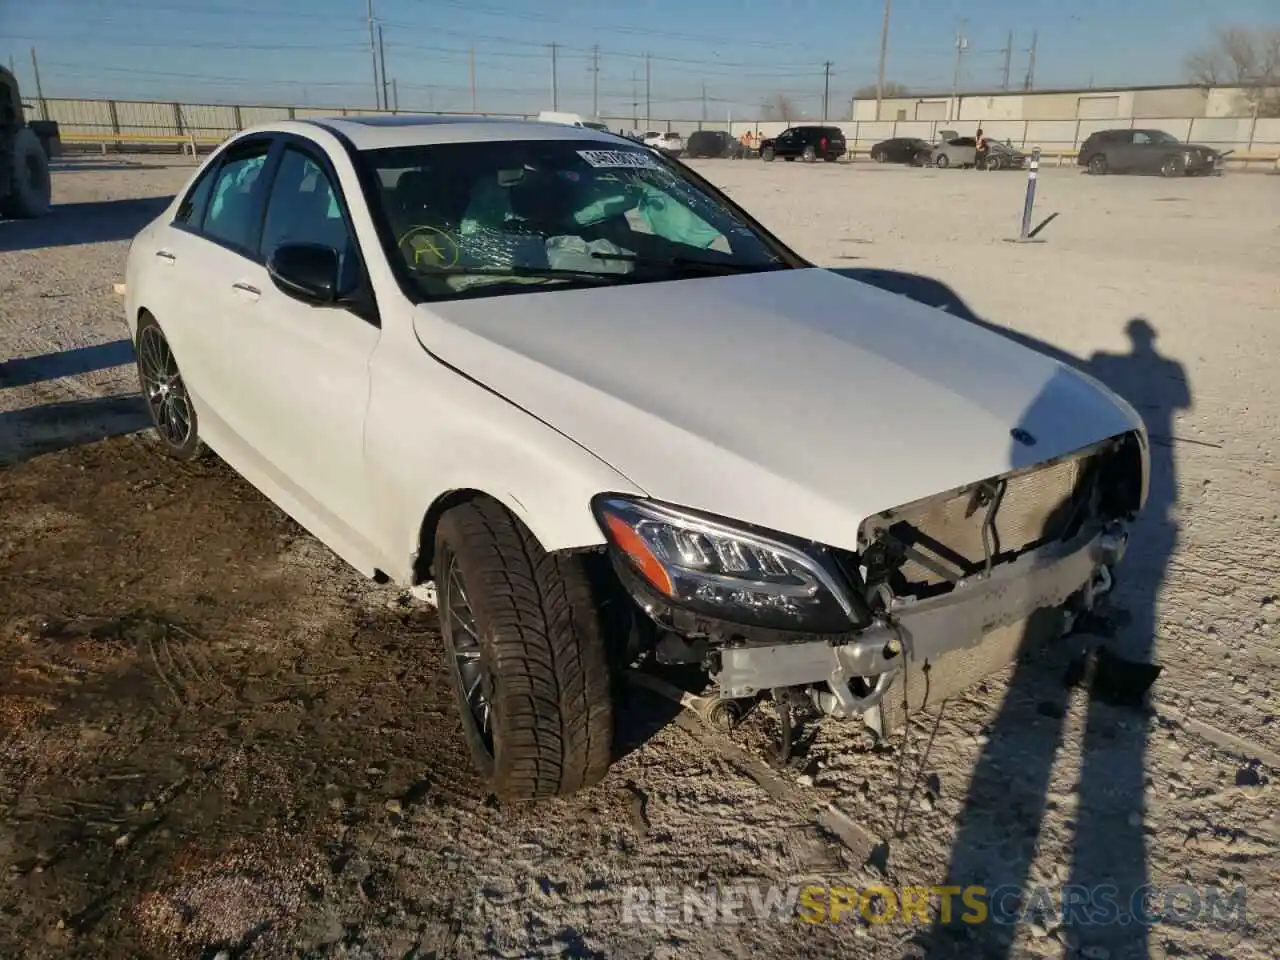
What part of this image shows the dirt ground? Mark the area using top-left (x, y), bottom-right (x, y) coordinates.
top-left (1, 154), bottom-right (1277, 959)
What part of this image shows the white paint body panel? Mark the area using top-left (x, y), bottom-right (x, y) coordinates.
top-left (126, 116), bottom-right (1144, 587)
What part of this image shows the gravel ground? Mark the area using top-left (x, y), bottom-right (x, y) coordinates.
top-left (1, 153), bottom-right (1277, 959)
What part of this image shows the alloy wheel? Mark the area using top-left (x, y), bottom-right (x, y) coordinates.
top-left (443, 553), bottom-right (494, 754)
top-left (136, 324), bottom-right (193, 449)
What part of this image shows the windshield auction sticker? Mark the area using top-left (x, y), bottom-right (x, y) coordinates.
top-left (577, 150), bottom-right (661, 170)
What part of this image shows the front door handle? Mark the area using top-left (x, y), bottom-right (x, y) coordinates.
top-left (155, 249), bottom-right (176, 263)
top-left (231, 281), bottom-right (261, 300)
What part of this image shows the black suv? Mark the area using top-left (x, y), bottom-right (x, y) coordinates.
top-left (759, 126), bottom-right (846, 163)
top-left (1078, 129), bottom-right (1220, 177)
top-left (684, 129), bottom-right (743, 159)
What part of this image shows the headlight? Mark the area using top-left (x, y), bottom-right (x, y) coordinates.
top-left (593, 496), bottom-right (863, 633)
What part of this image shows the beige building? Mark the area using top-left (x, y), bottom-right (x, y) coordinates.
top-left (852, 84), bottom-right (1264, 124)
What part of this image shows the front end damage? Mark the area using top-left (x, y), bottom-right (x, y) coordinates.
top-left (598, 429), bottom-right (1147, 737)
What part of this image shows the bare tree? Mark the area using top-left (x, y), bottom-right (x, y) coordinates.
top-left (853, 82), bottom-right (910, 98)
top-left (1185, 25), bottom-right (1280, 115)
top-left (760, 94), bottom-right (799, 123)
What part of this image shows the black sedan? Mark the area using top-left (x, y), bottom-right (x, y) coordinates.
top-left (869, 137), bottom-right (932, 165)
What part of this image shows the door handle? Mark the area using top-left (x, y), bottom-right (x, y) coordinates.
top-left (155, 249), bottom-right (176, 263)
top-left (231, 281), bottom-right (261, 299)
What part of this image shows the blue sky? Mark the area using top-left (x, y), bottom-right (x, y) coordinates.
top-left (2, 0), bottom-right (1275, 119)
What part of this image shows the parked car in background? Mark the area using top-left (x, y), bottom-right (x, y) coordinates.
top-left (124, 115), bottom-right (1147, 801)
top-left (759, 125), bottom-right (846, 163)
top-left (643, 131), bottom-right (684, 157)
top-left (1077, 129), bottom-right (1221, 177)
top-left (930, 136), bottom-right (1027, 170)
top-left (869, 137), bottom-right (931, 165)
top-left (684, 129), bottom-right (742, 159)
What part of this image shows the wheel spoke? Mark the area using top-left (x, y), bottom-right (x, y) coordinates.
top-left (444, 555), bottom-right (494, 750)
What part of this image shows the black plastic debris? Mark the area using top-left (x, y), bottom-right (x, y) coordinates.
top-left (1063, 646), bottom-right (1162, 709)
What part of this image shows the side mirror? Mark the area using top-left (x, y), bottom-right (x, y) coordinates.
top-left (267, 242), bottom-right (340, 305)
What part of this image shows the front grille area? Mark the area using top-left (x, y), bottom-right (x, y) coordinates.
top-left (859, 444), bottom-right (1105, 600)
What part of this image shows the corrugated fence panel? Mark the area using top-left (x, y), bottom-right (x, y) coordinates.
top-left (1247, 118), bottom-right (1280, 148)
top-left (43, 98), bottom-right (115, 134)
top-left (1188, 117), bottom-right (1254, 152)
top-left (178, 103), bottom-right (239, 137)
top-left (240, 105), bottom-right (292, 127)
top-left (114, 100), bottom-right (179, 134)
top-left (293, 107), bottom-right (342, 120)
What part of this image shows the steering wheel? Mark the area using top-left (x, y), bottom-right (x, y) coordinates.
top-left (397, 225), bottom-right (460, 270)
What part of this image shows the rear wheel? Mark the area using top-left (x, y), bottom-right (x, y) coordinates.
top-left (935, 153), bottom-right (950, 169)
top-left (436, 499), bottom-right (615, 800)
top-left (1, 128), bottom-right (52, 219)
top-left (1088, 154), bottom-right (1108, 175)
top-left (761, 146), bottom-right (775, 162)
top-left (135, 313), bottom-right (203, 461)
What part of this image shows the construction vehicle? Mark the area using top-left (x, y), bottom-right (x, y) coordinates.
top-left (1, 65), bottom-right (56, 218)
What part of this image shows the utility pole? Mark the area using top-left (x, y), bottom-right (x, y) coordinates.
top-left (821, 60), bottom-right (832, 123)
top-left (1023, 31), bottom-right (1038, 91)
top-left (469, 45), bottom-right (477, 112)
top-left (549, 42), bottom-right (558, 110)
top-left (644, 52), bottom-right (651, 129)
top-left (631, 69), bottom-right (638, 129)
top-left (391, 78), bottom-right (399, 112)
top-left (30, 47), bottom-right (46, 121)
top-left (1001, 31), bottom-right (1013, 90)
top-left (378, 23), bottom-right (389, 113)
top-left (590, 45), bottom-right (600, 118)
top-left (875, 0), bottom-right (891, 121)
top-left (367, 0), bottom-right (380, 109)
top-left (950, 23), bottom-right (967, 122)
top-left (701, 80), bottom-right (707, 123)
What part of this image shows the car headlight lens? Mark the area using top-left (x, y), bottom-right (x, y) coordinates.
top-left (593, 496), bottom-right (862, 633)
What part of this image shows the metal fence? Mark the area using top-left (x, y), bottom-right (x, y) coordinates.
top-left (31, 96), bottom-right (1280, 158)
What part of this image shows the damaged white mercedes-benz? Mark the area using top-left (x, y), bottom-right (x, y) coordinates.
top-left (124, 116), bottom-right (1148, 799)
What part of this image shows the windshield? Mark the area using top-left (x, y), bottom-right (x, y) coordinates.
top-left (361, 139), bottom-right (791, 300)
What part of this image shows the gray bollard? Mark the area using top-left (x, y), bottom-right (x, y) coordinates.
top-left (1019, 147), bottom-right (1042, 240)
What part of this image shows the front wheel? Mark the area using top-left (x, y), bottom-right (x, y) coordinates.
top-left (872, 150), bottom-right (886, 162)
top-left (1160, 155), bottom-right (1185, 178)
top-left (135, 313), bottom-right (204, 460)
top-left (935, 153), bottom-right (950, 169)
top-left (1, 127), bottom-right (53, 219)
top-left (436, 499), bottom-right (615, 800)
top-left (802, 145), bottom-right (816, 162)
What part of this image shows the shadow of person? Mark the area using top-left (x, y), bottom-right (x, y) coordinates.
top-left (829, 270), bottom-right (1188, 958)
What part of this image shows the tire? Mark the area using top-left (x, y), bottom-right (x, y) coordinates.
top-left (872, 150), bottom-right (886, 163)
top-left (802, 145), bottom-right (816, 162)
top-left (822, 155), bottom-right (837, 163)
top-left (436, 499), bottom-right (615, 800)
top-left (935, 153), bottom-right (950, 169)
top-left (1, 128), bottom-right (52, 219)
top-left (1088, 154), bottom-right (1108, 175)
top-left (134, 313), bottom-right (204, 460)
top-left (761, 146), bottom-right (775, 162)
top-left (783, 156), bottom-right (795, 162)
top-left (1160, 155), bottom-right (1185, 178)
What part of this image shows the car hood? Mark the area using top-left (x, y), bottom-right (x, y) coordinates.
top-left (415, 268), bottom-right (1142, 550)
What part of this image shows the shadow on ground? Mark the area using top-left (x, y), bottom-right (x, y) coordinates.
top-left (832, 267), bottom-right (1188, 958)
top-left (0, 394), bottom-right (151, 467)
top-left (0, 339), bottom-right (135, 389)
top-left (0, 196), bottom-right (173, 252)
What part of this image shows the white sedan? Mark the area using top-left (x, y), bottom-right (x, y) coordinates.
top-left (125, 117), bottom-right (1148, 799)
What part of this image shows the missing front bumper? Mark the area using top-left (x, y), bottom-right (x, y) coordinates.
top-left (713, 524), bottom-right (1127, 730)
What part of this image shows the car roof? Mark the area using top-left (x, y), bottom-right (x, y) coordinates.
top-left (236, 115), bottom-right (628, 151)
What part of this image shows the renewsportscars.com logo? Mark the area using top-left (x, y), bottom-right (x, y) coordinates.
top-left (619, 882), bottom-right (1248, 928)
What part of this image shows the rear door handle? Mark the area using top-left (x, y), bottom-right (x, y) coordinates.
top-left (155, 249), bottom-right (176, 263)
top-left (231, 281), bottom-right (261, 299)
